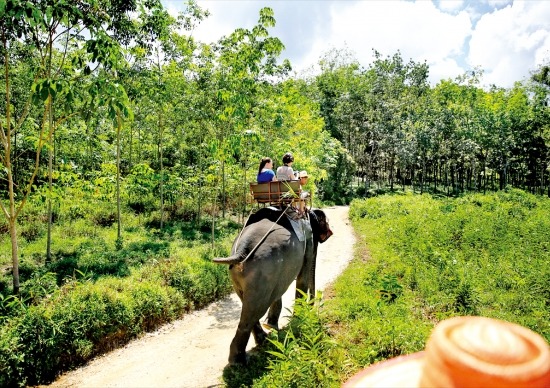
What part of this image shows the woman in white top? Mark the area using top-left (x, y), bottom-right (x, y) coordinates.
top-left (276, 152), bottom-right (296, 180)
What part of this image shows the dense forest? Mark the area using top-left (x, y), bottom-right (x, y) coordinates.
top-left (1, 1), bottom-right (550, 385)
top-left (1, 0), bottom-right (549, 291)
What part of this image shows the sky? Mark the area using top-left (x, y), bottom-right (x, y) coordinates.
top-left (164, 0), bottom-right (550, 88)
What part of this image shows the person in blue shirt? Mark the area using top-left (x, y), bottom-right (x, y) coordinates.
top-left (257, 157), bottom-right (277, 183)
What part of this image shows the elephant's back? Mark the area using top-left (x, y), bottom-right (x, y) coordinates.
top-left (240, 218), bottom-right (294, 246)
top-left (236, 218), bottom-right (303, 264)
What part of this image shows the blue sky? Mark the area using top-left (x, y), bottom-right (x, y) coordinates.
top-left (164, 0), bottom-right (550, 88)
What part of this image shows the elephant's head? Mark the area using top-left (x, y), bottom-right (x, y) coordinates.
top-left (310, 209), bottom-right (333, 243)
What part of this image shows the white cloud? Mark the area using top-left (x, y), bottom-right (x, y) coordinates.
top-left (468, 1), bottom-right (550, 86)
top-left (323, 1), bottom-right (471, 83)
top-left (191, 1), bottom-right (257, 43)
top-left (437, 0), bottom-right (466, 14)
top-left (429, 57), bottom-right (466, 83)
top-left (163, 0), bottom-right (550, 88)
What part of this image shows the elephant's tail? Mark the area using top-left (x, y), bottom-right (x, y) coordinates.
top-left (212, 254), bottom-right (243, 265)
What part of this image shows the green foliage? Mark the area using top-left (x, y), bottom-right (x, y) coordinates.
top-left (257, 293), bottom-right (344, 387)
top-left (0, 247), bottom-right (233, 386)
top-left (338, 190), bottom-right (550, 378)
top-left (0, 276), bottom-right (183, 386)
top-left (378, 274), bottom-right (403, 304)
top-left (158, 256), bottom-right (232, 309)
top-left (318, 140), bottom-right (356, 205)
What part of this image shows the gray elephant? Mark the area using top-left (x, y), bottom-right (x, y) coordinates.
top-left (213, 207), bottom-right (333, 364)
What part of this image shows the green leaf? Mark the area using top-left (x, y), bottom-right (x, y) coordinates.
top-left (40, 82), bottom-right (50, 101)
top-left (45, 5), bottom-right (53, 24)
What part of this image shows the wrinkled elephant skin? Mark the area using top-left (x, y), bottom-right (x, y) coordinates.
top-left (213, 208), bottom-right (332, 364)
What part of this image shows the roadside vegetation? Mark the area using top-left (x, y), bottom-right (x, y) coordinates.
top-left (224, 189), bottom-right (550, 387)
top-left (0, 194), bottom-right (236, 386)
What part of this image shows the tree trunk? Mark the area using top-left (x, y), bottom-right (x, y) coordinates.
top-left (159, 112), bottom-right (164, 230)
top-left (116, 113), bottom-right (122, 249)
top-left (420, 157), bottom-right (426, 195)
top-left (46, 96), bottom-right (54, 263)
top-left (389, 154), bottom-right (395, 191)
top-left (222, 159), bottom-right (226, 219)
top-left (9, 219), bottom-right (19, 295)
top-left (128, 122), bottom-right (133, 170)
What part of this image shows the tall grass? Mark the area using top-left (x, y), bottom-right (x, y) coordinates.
top-left (336, 189), bottom-right (550, 378)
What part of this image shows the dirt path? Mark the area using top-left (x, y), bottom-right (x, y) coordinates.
top-left (48, 206), bottom-right (355, 388)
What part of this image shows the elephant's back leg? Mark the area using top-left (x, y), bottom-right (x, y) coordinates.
top-left (228, 291), bottom-right (273, 364)
top-left (265, 298), bottom-right (282, 330)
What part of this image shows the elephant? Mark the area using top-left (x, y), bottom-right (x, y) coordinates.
top-left (212, 207), bottom-right (333, 365)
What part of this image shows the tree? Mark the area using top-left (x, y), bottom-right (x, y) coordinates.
top-left (0, 0), bottom-right (161, 294)
top-left (213, 7), bottom-right (289, 217)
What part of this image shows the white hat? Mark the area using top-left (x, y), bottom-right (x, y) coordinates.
top-left (299, 170), bottom-right (308, 178)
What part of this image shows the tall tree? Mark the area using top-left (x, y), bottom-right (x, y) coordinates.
top-left (214, 7), bottom-right (289, 217)
top-left (0, 0), bottom-right (160, 294)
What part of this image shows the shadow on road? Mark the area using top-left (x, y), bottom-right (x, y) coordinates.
top-left (209, 295), bottom-right (242, 330)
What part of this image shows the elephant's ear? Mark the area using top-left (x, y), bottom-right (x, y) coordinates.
top-left (311, 209), bottom-right (333, 243)
top-left (212, 254), bottom-right (242, 265)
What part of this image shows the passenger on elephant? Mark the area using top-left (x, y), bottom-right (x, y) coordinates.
top-left (256, 157), bottom-right (277, 183)
top-left (276, 152), bottom-right (296, 181)
top-left (298, 170), bottom-right (310, 199)
top-left (298, 170), bottom-right (309, 186)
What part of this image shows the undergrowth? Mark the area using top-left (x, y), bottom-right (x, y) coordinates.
top-left (0, 196), bottom-right (237, 386)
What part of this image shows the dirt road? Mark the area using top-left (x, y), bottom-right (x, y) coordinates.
top-left (49, 206), bottom-right (355, 388)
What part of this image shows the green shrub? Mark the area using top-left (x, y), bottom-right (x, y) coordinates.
top-left (20, 272), bottom-right (59, 305)
top-left (91, 207), bottom-right (117, 227)
top-left (20, 221), bottom-right (46, 242)
top-left (258, 294), bottom-right (343, 388)
top-left (159, 257), bottom-right (231, 310)
top-left (0, 322), bottom-right (25, 387)
top-left (0, 272), bottom-right (190, 386)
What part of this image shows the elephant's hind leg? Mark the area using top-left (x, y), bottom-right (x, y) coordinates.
top-left (252, 321), bottom-right (267, 345)
top-left (229, 325), bottom-right (253, 365)
top-left (264, 298), bottom-right (282, 330)
top-left (228, 296), bottom-right (271, 365)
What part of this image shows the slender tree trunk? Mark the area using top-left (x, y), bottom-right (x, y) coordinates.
top-left (46, 36), bottom-right (54, 263)
top-left (242, 163), bottom-right (247, 224)
top-left (389, 154), bottom-right (395, 191)
top-left (1, 40), bottom-right (19, 295)
top-left (159, 111), bottom-right (164, 230)
top-left (433, 159), bottom-right (439, 193)
top-left (5, 145), bottom-right (20, 295)
top-left (116, 113), bottom-right (122, 248)
top-left (128, 122), bottom-right (133, 170)
top-left (450, 163), bottom-right (456, 195)
top-left (46, 96), bottom-right (53, 263)
top-left (222, 159), bottom-right (226, 219)
top-left (421, 157), bottom-right (426, 195)
top-left (196, 129), bottom-right (202, 227)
